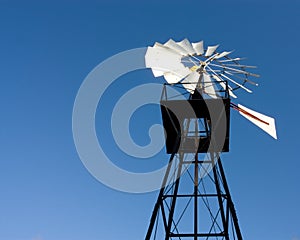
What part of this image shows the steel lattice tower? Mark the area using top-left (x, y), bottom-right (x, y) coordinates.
top-left (145, 85), bottom-right (242, 240)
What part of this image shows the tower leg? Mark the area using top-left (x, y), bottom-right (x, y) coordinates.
top-left (216, 155), bottom-right (243, 240)
top-left (145, 153), bottom-right (243, 240)
top-left (145, 136), bottom-right (181, 240)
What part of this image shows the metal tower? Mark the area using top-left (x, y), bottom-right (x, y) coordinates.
top-left (144, 38), bottom-right (277, 240)
top-left (145, 84), bottom-right (242, 240)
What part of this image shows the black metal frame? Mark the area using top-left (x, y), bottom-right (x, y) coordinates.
top-left (145, 147), bottom-right (242, 240)
top-left (145, 83), bottom-right (242, 240)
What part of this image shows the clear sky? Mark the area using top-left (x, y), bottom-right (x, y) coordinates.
top-left (0, 0), bottom-right (300, 240)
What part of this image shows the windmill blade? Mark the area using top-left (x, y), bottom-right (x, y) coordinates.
top-left (145, 46), bottom-right (182, 70)
top-left (153, 42), bottom-right (179, 54)
top-left (163, 72), bottom-right (182, 84)
top-left (214, 51), bottom-right (232, 59)
top-left (181, 71), bottom-right (200, 93)
top-left (211, 74), bottom-right (237, 98)
top-left (205, 45), bottom-right (219, 57)
top-left (153, 42), bottom-right (179, 55)
top-left (237, 104), bottom-right (277, 139)
top-left (152, 69), bottom-right (165, 77)
top-left (145, 46), bottom-right (190, 82)
top-left (163, 67), bottom-right (191, 84)
top-left (164, 39), bottom-right (189, 56)
top-left (203, 73), bottom-right (218, 98)
top-left (192, 41), bottom-right (204, 55)
top-left (177, 38), bottom-right (196, 55)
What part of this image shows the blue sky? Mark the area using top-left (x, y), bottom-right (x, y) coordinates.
top-left (0, 0), bottom-right (300, 239)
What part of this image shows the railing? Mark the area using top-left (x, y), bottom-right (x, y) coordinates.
top-left (160, 79), bottom-right (230, 101)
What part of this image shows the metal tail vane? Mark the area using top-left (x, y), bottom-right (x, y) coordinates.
top-left (145, 38), bottom-right (277, 139)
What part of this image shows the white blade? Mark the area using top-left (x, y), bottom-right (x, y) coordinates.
top-left (164, 39), bottom-right (189, 56)
top-left (177, 38), bottom-right (196, 55)
top-left (163, 72), bottom-right (182, 84)
top-left (205, 45), bottom-right (219, 57)
top-left (152, 69), bottom-right (165, 77)
top-left (211, 74), bottom-right (237, 98)
top-left (181, 71), bottom-right (200, 93)
top-left (214, 51), bottom-right (232, 59)
top-left (203, 73), bottom-right (218, 98)
top-left (145, 46), bottom-right (190, 82)
top-left (163, 67), bottom-right (191, 84)
top-left (153, 42), bottom-right (178, 54)
top-left (237, 104), bottom-right (277, 139)
top-left (192, 41), bottom-right (204, 55)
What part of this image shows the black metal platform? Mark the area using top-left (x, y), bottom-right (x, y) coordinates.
top-left (160, 98), bottom-right (230, 154)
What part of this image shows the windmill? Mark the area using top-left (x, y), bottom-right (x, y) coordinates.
top-left (144, 38), bottom-right (277, 239)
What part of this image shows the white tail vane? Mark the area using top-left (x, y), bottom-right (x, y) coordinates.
top-left (236, 104), bottom-right (277, 139)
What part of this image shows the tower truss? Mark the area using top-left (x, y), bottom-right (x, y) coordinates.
top-left (145, 84), bottom-right (242, 240)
